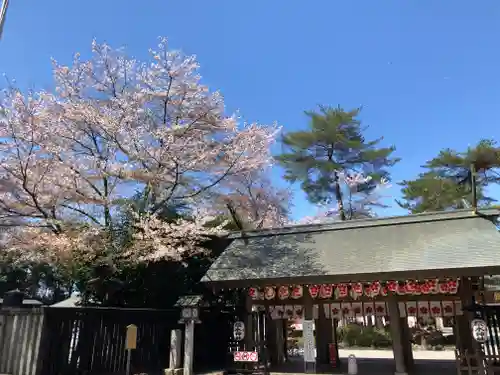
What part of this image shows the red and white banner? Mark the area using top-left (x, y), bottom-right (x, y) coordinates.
top-left (442, 301), bottom-right (455, 317)
top-left (233, 351), bottom-right (258, 362)
top-left (330, 303), bottom-right (341, 319)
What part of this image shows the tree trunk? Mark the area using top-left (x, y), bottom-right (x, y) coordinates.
top-left (333, 172), bottom-right (346, 221)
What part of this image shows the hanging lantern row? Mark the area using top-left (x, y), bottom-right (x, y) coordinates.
top-left (248, 278), bottom-right (460, 301)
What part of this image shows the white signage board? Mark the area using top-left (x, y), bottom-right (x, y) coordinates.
top-left (302, 320), bottom-right (315, 363)
top-left (233, 351), bottom-right (258, 362)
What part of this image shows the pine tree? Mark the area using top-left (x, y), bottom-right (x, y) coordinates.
top-left (276, 106), bottom-right (399, 220)
top-left (398, 139), bottom-right (500, 213)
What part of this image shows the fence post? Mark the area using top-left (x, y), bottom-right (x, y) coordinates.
top-left (170, 329), bottom-right (182, 369)
top-left (165, 329), bottom-right (183, 375)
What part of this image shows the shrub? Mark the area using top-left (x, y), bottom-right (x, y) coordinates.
top-left (337, 324), bottom-right (392, 348)
top-left (338, 323), bottom-right (362, 347)
top-left (371, 329), bottom-right (392, 348)
top-left (426, 330), bottom-right (446, 347)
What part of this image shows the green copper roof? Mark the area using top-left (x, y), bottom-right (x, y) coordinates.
top-left (202, 209), bottom-right (500, 286)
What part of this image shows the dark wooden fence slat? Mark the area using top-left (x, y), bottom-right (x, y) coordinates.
top-left (0, 304), bottom-right (235, 375)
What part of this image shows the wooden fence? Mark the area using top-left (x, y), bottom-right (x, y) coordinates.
top-left (0, 304), bottom-right (234, 375)
top-left (38, 306), bottom-right (182, 375)
top-left (0, 307), bottom-right (45, 375)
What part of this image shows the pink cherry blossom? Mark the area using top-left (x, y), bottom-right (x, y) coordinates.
top-left (0, 37), bottom-right (283, 263)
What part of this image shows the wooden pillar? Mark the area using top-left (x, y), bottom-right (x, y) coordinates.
top-left (183, 320), bottom-right (195, 375)
top-left (332, 318), bottom-right (340, 366)
top-left (387, 299), bottom-right (408, 375)
top-left (245, 296), bottom-right (254, 350)
top-left (315, 304), bottom-right (332, 367)
top-left (399, 317), bottom-right (414, 370)
top-left (266, 310), bottom-right (278, 366)
top-left (456, 277), bottom-right (474, 355)
top-left (275, 319), bottom-right (285, 364)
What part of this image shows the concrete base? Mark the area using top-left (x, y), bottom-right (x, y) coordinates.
top-left (164, 368), bottom-right (184, 375)
top-left (395, 372), bottom-right (408, 375)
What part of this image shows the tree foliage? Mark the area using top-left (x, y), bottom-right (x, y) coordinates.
top-left (276, 106), bottom-right (399, 221)
top-left (398, 139), bottom-right (500, 213)
top-left (0, 37), bottom-right (290, 304)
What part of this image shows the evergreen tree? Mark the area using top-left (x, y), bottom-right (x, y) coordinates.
top-left (398, 139), bottom-right (500, 213)
top-left (276, 106), bottom-right (399, 220)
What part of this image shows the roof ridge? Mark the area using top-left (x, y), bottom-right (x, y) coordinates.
top-left (229, 208), bottom-right (500, 239)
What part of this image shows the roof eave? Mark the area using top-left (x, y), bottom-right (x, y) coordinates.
top-left (202, 265), bottom-right (500, 288)
top-left (226, 208), bottom-right (500, 240)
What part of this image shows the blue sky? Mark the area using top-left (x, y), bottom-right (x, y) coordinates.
top-left (1, 0), bottom-right (499, 220)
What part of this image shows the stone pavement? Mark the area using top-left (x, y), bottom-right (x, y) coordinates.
top-left (338, 348), bottom-right (455, 360)
top-left (213, 350), bottom-right (457, 375)
top-left (268, 350), bottom-right (456, 375)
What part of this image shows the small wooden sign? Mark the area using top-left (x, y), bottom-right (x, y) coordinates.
top-left (494, 292), bottom-right (500, 302)
top-left (125, 324), bottom-right (138, 350)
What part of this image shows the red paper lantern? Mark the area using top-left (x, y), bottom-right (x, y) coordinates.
top-left (291, 285), bottom-right (303, 299)
top-left (386, 280), bottom-right (398, 292)
top-left (448, 279), bottom-right (459, 294)
top-left (421, 284), bottom-right (431, 295)
top-left (371, 281), bottom-right (381, 295)
top-left (278, 286), bottom-right (290, 300)
top-left (337, 284), bottom-right (349, 298)
top-left (320, 284), bottom-right (333, 298)
top-left (264, 286), bottom-right (276, 300)
top-left (438, 282), bottom-right (450, 294)
top-left (351, 283), bottom-right (363, 294)
top-left (308, 285), bottom-right (320, 298)
top-left (413, 283), bottom-right (422, 295)
top-left (248, 287), bottom-right (258, 299)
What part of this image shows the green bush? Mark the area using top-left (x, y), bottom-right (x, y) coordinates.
top-left (371, 329), bottom-right (392, 348)
top-left (338, 324), bottom-right (362, 346)
top-left (337, 324), bottom-right (392, 348)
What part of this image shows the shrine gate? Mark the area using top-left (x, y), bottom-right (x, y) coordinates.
top-left (202, 208), bottom-right (500, 374)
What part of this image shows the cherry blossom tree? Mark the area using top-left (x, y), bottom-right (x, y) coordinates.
top-left (0, 37), bottom-right (283, 263)
top-left (210, 168), bottom-right (291, 230)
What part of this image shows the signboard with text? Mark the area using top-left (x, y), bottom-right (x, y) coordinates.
top-left (302, 320), bottom-right (315, 363)
top-left (233, 351), bottom-right (258, 362)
